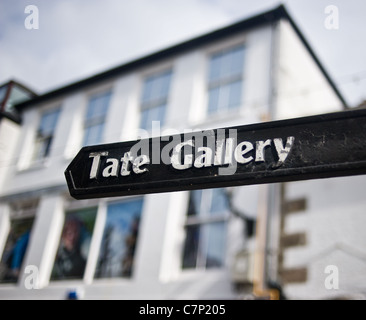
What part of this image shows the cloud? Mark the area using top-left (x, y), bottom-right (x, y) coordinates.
top-left (1, 0), bottom-right (366, 106)
top-left (0, 0), bottom-right (233, 92)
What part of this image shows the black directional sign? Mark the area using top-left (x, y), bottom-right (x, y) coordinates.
top-left (65, 108), bottom-right (366, 200)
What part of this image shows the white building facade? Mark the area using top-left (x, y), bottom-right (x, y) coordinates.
top-left (0, 5), bottom-right (364, 300)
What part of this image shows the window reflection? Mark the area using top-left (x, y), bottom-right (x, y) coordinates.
top-left (94, 198), bottom-right (143, 279)
top-left (0, 217), bottom-right (34, 283)
top-left (51, 208), bottom-right (97, 280)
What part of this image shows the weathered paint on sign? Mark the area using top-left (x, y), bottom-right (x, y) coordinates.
top-left (65, 108), bottom-right (366, 200)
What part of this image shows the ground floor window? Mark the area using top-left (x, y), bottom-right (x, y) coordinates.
top-left (94, 198), bottom-right (143, 278)
top-left (0, 217), bottom-right (34, 283)
top-left (51, 197), bottom-right (144, 282)
top-left (51, 207), bottom-right (97, 280)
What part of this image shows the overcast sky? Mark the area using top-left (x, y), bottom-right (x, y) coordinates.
top-left (1, 0), bottom-right (366, 107)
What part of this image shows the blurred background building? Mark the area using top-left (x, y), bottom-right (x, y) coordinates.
top-left (0, 5), bottom-right (365, 299)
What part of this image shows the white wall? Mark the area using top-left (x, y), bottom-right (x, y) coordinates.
top-left (0, 118), bottom-right (20, 193)
top-left (272, 19), bottom-right (366, 300)
top-left (275, 19), bottom-right (344, 120)
top-left (282, 175), bottom-right (366, 299)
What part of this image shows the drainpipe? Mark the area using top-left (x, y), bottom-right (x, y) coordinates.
top-left (252, 19), bottom-right (281, 300)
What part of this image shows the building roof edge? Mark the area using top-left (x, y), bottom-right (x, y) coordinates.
top-left (14, 4), bottom-right (348, 110)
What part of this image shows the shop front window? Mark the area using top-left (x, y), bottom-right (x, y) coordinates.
top-left (0, 217), bottom-right (34, 283)
top-left (51, 207), bottom-right (97, 280)
top-left (95, 198), bottom-right (143, 278)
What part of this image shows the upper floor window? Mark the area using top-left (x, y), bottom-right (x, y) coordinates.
top-left (207, 45), bottom-right (245, 115)
top-left (0, 80), bottom-right (35, 116)
top-left (140, 70), bottom-right (172, 131)
top-left (83, 91), bottom-right (111, 146)
top-left (33, 108), bottom-right (60, 161)
top-left (182, 188), bottom-right (230, 270)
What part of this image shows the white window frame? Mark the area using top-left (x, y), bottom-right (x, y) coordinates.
top-left (182, 188), bottom-right (230, 270)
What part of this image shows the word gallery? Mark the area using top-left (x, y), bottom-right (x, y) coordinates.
top-left (88, 133), bottom-right (295, 179)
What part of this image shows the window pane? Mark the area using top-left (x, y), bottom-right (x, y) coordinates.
top-left (95, 198), bottom-right (143, 278)
top-left (149, 104), bottom-right (162, 125)
top-left (228, 80), bottom-right (242, 109)
top-left (142, 78), bottom-right (153, 102)
top-left (208, 54), bottom-right (222, 82)
top-left (51, 208), bottom-right (97, 281)
top-left (140, 109), bottom-right (150, 131)
top-left (182, 189), bottom-right (228, 270)
top-left (140, 70), bottom-right (171, 130)
top-left (39, 109), bottom-right (60, 136)
top-left (160, 72), bottom-right (172, 97)
top-left (83, 123), bottom-right (104, 146)
top-left (151, 73), bottom-right (165, 101)
top-left (209, 81), bottom-right (242, 113)
top-left (205, 222), bottom-right (226, 268)
top-left (83, 91), bottom-right (111, 146)
top-left (227, 46), bottom-right (244, 78)
top-left (187, 190), bottom-right (203, 217)
top-left (0, 218), bottom-right (34, 283)
top-left (220, 52), bottom-right (232, 79)
top-left (218, 83), bottom-right (230, 111)
top-left (157, 104), bottom-right (166, 126)
top-left (182, 225), bottom-right (200, 269)
top-left (140, 104), bottom-right (166, 131)
top-left (86, 92), bottom-right (111, 121)
top-left (0, 86), bottom-right (8, 106)
top-left (33, 137), bottom-right (52, 161)
top-left (6, 85), bottom-right (33, 112)
top-left (207, 87), bottom-right (220, 114)
top-left (142, 71), bottom-right (172, 103)
top-left (209, 188), bottom-right (229, 215)
top-left (207, 45), bottom-right (244, 115)
top-left (33, 109), bottom-right (60, 160)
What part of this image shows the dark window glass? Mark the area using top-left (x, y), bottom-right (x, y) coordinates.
top-left (33, 108), bottom-right (60, 161)
top-left (51, 207), bottom-right (97, 280)
top-left (0, 217), bottom-right (34, 283)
